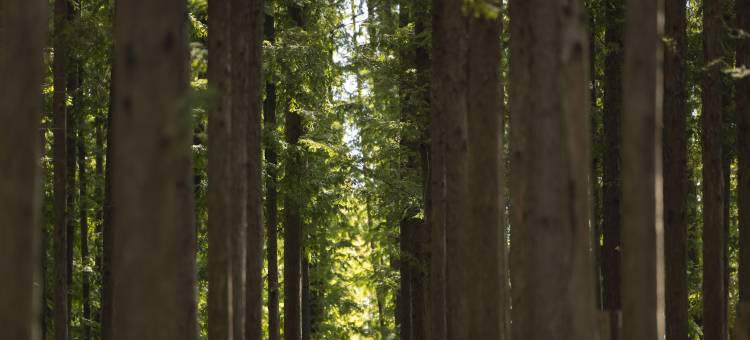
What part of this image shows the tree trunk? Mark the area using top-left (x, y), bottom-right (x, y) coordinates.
top-left (398, 219), bottom-right (413, 340)
top-left (663, 0), bottom-right (689, 339)
top-left (52, 0), bottom-right (69, 338)
top-left (702, 0), bottom-right (727, 337)
top-left (509, 0), bottom-right (597, 339)
top-left (244, 0), bottom-right (265, 337)
top-left (112, 0), bottom-right (198, 338)
top-left (65, 0), bottom-right (79, 325)
top-left (302, 259), bottom-right (311, 340)
top-left (101, 75), bottom-right (114, 340)
top-left (0, 0), bottom-right (46, 337)
top-left (284, 5), bottom-right (305, 340)
top-left (737, 0), bottom-right (750, 311)
top-left (603, 1), bottom-right (623, 335)
top-left (207, 0), bottom-right (233, 338)
top-left (264, 13), bottom-right (281, 340)
top-left (620, 0), bottom-right (665, 339)
top-left (465, 6), bottom-right (506, 340)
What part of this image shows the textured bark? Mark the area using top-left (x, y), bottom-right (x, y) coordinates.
top-left (509, 0), bottom-right (597, 339)
top-left (428, 1), bottom-right (447, 339)
top-left (663, 0), bottom-right (688, 339)
top-left (244, 0), bottom-right (265, 337)
top-left (112, 0), bottom-right (198, 338)
top-left (264, 14), bottom-right (281, 340)
top-left (283, 5), bottom-right (305, 340)
top-left (0, 0), bottom-right (46, 338)
top-left (230, 0), bottom-right (249, 336)
top-left (621, 0), bottom-right (665, 339)
top-left (207, 0), bottom-right (233, 338)
top-left (702, 0), bottom-right (727, 337)
top-left (738, 0), bottom-right (750, 307)
top-left (602, 0), bottom-right (623, 326)
top-left (52, 0), bottom-right (69, 338)
top-left (466, 8), bottom-right (506, 340)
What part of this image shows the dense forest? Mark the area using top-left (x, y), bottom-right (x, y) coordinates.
top-left (1, 0), bottom-right (750, 339)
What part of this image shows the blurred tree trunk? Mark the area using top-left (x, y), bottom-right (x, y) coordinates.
top-left (620, 0), bottom-right (665, 339)
top-left (0, 0), bottom-right (46, 338)
top-left (509, 0), bottom-right (597, 339)
top-left (663, 0), bottom-right (689, 339)
top-left (702, 0), bottom-right (727, 337)
top-left (738, 0), bottom-right (750, 316)
top-left (78, 103), bottom-right (91, 340)
top-left (208, 0), bottom-right (233, 338)
top-left (111, 0), bottom-right (198, 338)
top-left (101, 74), bottom-right (114, 340)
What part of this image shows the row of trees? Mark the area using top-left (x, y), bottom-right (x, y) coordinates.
top-left (2, 0), bottom-right (750, 339)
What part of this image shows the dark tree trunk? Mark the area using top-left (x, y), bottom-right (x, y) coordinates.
top-left (207, 0), bottom-right (233, 338)
top-left (602, 1), bottom-right (623, 335)
top-left (112, 0), bottom-right (198, 337)
top-left (0, 0), bottom-right (46, 337)
top-left (509, 0), bottom-right (597, 339)
top-left (65, 1), bottom-right (79, 326)
top-left (663, 0), bottom-right (689, 339)
top-left (702, 0), bottom-right (727, 337)
top-left (52, 0), bottom-right (69, 338)
top-left (302, 259), bottom-right (311, 340)
top-left (101, 76), bottom-right (114, 340)
top-left (738, 0), bottom-right (750, 311)
top-left (466, 6), bottom-right (506, 339)
top-left (284, 5), bottom-right (305, 340)
top-left (620, 0), bottom-right (665, 339)
top-left (264, 13), bottom-right (281, 340)
top-left (79, 112), bottom-right (91, 340)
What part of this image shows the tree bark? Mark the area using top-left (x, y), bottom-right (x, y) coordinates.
top-left (101, 75), bottom-right (114, 340)
top-left (663, 0), bottom-right (688, 339)
top-left (466, 6), bottom-right (506, 340)
top-left (702, 0), bottom-right (727, 337)
top-left (284, 5), bottom-right (305, 340)
top-left (208, 0), bottom-right (233, 338)
top-left (603, 1), bottom-right (624, 334)
top-left (244, 0), bottom-right (265, 337)
top-left (620, 0), bottom-right (665, 339)
top-left (509, 0), bottom-right (597, 339)
top-left (78, 112), bottom-right (91, 340)
top-left (738, 0), bottom-right (750, 310)
top-left (52, 0), bottom-right (69, 338)
top-left (112, 0), bottom-right (198, 338)
top-left (0, 0), bottom-right (46, 338)
top-left (264, 13), bottom-right (281, 340)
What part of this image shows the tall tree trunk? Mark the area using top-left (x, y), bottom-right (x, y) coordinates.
top-left (230, 0), bottom-right (249, 336)
top-left (663, 0), bottom-right (689, 339)
top-left (737, 0), bottom-right (750, 313)
top-left (93, 113), bottom-right (103, 327)
top-left (602, 1), bottom-right (624, 336)
top-left (52, 0), bottom-right (69, 338)
top-left (466, 6), bottom-right (506, 340)
top-left (65, 0), bottom-right (79, 325)
top-left (702, 0), bottom-right (727, 337)
top-left (244, 0), bottom-right (265, 337)
top-left (207, 0), bottom-right (233, 338)
top-left (428, 1), bottom-right (447, 338)
top-left (588, 0), bottom-right (604, 311)
top-left (509, 0), bottom-right (597, 339)
top-left (112, 0), bottom-right (198, 338)
top-left (0, 0), bottom-right (46, 337)
top-left (284, 5), bottom-right (305, 340)
top-left (620, 0), bottom-right (665, 339)
top-left (101, 76), bottom-right (114, 340)
top-left (302, 259), bottom-right (311, 340)
top-left (398, 219), bottom-right (413, 340)
top-left (79, 113), bottom-right (91, 340)
top-left (264, 13), bottom-right (281, 340)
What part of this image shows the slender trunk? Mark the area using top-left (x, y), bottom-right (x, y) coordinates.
top-left (663, 0), bottom-right (689, 339)
top-left (93, 109), bottom-right (104, 328)
top-left (588, 0), bottom-right (604, 311)
top-left (207, 0), bottom-right (233, 338)
top-left (264, 13), bottom-right (281, 340)
top-left (65, 0), bottom-right (79, 324)
top-left (112, 0), bottom-right (198, 337)
top-left (702, 0), bottom-right (727, 337)
top-left (466, 6), bottom-right (506, 339)
top-left (0, 0), bottom-right (46, 337)
top-left (398, 219), bottom-right (413, 340)
top-left (79, 114), bottom-right (91, 340)
top-left (602, 2), bottom-right (624, 336)
top-left (509, 0), bottom-right (597, 339)
top-left (283, 5), bottom-right (305, 340)
top-left (737, 0), bottom-right (750, 310)
top-left (621, 0), bottom-right (665, 339)
top-left (302, 259), bottom-right (311, 340)
top-left (52, 0), bottom-right (69, 338)
top-left (101, 76), bottom-right (114, 340)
